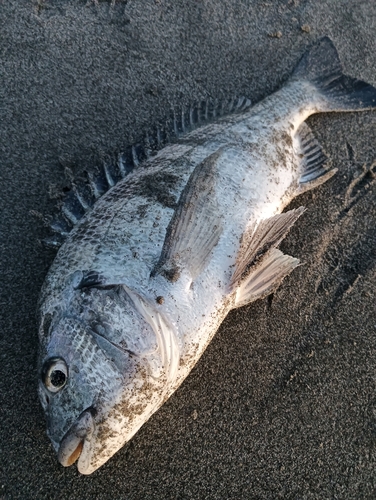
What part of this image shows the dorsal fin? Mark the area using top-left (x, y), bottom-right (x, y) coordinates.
top-left (43, 96), bottom-right (251, 248)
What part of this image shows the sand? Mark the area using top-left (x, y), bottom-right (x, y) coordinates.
top-left (1, 1), bottom-right (375, 498)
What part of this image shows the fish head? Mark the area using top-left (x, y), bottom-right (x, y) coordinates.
top-left (38, 279), bottom-right (177, 474)
top-left (38, 312), bottom-right (126, 473)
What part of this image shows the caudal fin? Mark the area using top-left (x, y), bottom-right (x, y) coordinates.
top-left (292, 37), bottom-right (376, 112)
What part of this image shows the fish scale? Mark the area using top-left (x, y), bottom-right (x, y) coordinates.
top-left (37, 38), bottom-right (376, 474)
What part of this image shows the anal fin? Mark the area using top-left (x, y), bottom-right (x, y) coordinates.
top-left (296, 122), bottom-right (337, 194)
top-left (234, 249), bottom-right (300, 308)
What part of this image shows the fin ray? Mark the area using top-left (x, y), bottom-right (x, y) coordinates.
top-left (46, 96), bottom-right (251, 244)
top-left (152, 150), bottom-right (223, 282)
top-left (231, 208), bottom-right (305, 288)
top-left (292, 37), bottom-right (376, 112)
top-left (295, 122), bottom-right (337, 193)
top-left (234, 249), bottom-right (300, 308)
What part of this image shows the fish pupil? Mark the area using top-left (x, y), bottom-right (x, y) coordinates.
top-left (50, 370), bottom-right (66, 387)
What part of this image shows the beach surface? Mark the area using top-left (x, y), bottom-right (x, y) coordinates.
top-left (1, 1), bottom-right (376, 498)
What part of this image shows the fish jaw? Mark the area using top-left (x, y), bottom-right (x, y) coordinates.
top-left (57, 408), bottom-right (95, 468)
top-left (54, 398), bottom-right (132, 474)
top-left (55, 407), bottom-right (124, 474)
top-left (72, 377), bottom-right (170, 474)
top-left (38, 284), bottom-right (180, 473)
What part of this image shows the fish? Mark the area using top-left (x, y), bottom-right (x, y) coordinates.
top-left (37, 37), bottom-right (376, 474)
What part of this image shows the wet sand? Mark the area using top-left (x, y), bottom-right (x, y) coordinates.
top-left (1, 1), bottom-right (376, 498)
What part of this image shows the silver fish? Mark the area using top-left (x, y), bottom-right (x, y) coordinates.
top-left (38, 37), bottom-right (376, 474)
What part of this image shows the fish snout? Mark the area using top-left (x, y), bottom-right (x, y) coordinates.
top-left (57, 408), bottom-right (96, 467)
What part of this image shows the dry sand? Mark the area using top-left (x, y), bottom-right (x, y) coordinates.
top-left (1, 1), bottom-right (376, 498)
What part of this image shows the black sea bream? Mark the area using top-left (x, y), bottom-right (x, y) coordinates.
top-left (38, 38), bottom-right (376, 474)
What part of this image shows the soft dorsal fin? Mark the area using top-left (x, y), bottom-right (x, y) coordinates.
top-left (296, 122), bottom-right (337, 194)
top-left (44, 96), bottom-right (251, 248)
top-left (152, 149), bottom-right (224, 283)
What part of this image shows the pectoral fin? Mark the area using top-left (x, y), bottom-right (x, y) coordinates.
top-left (152, 150), bottom-right (223, 282)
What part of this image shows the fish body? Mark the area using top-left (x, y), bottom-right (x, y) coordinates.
top-left (38, 38), bottom-right (376, 474)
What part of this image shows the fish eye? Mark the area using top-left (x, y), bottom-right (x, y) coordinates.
top-left (42, 357), bottom-right (68, 393)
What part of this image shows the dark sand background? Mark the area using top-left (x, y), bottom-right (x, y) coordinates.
top-left (1, 1), bottom-right (376, 498)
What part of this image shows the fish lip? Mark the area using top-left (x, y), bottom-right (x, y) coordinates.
top-left (57, 407), bottom-right (96, 468)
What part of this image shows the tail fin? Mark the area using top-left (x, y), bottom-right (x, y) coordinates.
top-left (292, 37), bottom-right (376, 112)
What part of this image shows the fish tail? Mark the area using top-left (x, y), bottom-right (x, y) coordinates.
top-left (292, 37), bottom-right (376, 112)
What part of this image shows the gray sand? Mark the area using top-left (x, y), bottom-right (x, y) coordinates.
top-left (1, 1), bottom-right (376, 498)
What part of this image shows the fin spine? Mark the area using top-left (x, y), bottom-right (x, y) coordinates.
top-left (44, 96), bottom-right (251, 247)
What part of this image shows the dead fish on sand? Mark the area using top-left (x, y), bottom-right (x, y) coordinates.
top-left (38, 38), bottom-right (376, 474)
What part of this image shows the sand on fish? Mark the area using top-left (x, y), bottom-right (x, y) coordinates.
top-left (0, 1), bottom-right (375, 498)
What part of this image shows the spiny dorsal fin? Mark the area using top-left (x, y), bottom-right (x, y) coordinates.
top-left (43, 96), bottom-right (251, 248)
top-left (296, 122), bottom-right (337, 194)
top-left (151, 149), bottom-right (224, 283)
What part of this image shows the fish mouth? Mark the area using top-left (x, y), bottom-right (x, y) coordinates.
top-left (57, 408), bottom-right (96, 469)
